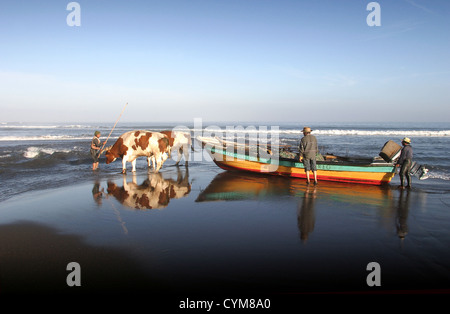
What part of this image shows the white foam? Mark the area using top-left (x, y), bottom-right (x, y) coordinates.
top-left (0, 124), bottom-right (92, 129)
top-left (427, 171), bottom-right (450, 181)
top-left (191, 127), bottom-right (450, 137)
top-left (0, 135), bottom-right (90, 141)
top-left (311, 129), bottom-right (450, 137)
top-left (23, 147), bottom-right (72, 158)
top-left (0, 125), bottom-right (59, 129)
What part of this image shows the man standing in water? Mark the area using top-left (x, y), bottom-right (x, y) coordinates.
top-left (90, 131), bottom-right (104, 170)
top-left (299, 126), bottom-right (318, 185)
top-left (396, 137), bottom-right (413, 189)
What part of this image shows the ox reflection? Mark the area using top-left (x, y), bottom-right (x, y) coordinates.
top-left (107, 168), bottom-right (191, 210)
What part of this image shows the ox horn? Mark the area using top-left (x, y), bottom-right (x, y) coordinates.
top-left (100, 146), bottom-right (112, 155)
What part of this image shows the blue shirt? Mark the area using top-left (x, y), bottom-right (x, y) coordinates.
top-left (397, 145), bottom-right (413, 165)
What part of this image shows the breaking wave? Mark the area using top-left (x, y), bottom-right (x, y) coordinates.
top-left (188, 127), bottom-right (450, 137)
top-left (23, 147), bottom-right (74, 159)
top-left (427, 171), bottom-right (450, 181)
top-left (0, 135), bottom-right (91, 141)
top-left (310, 129), bottom-right (450, 137)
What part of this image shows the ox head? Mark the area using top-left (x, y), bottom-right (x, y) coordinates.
top-left (158, 137), bottom-right (172, 156)
top-left (103, 146), bottom-right (117, 164)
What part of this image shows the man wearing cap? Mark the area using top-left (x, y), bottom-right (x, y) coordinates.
top-left (90, 131), bottom-right (103, 170)
top-left (299, 126), bottom-right (318, 185)
top-left (396, 137), bottom-right (413, 189)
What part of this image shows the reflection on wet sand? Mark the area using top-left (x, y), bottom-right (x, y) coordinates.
top-left (196, 171), bottom-right (403, 241)
top-left (93, 168), bottom-right (191, 210)
top-left (108, 168), bottom-right (191, 210)
top-left (297, 185), bottom-right (317, 243)
top-left (396, 188), bottom-right (410, 239)
top-left (196, 171), bottom-right (393, 203)
top-left (92, 181), bottom-right (104, 206)
top-left (195, 171), bottom-right (293, 202)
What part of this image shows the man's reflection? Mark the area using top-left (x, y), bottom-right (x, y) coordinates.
top-left (396, 188), bottom-right (410, 240)
top-left (297, 185), bottom-right (317, 243)
top-left (92, 181), bottom-right (104, 206)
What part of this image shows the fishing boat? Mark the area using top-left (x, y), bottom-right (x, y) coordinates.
top-left (197, 136), bottom-right (427, 185)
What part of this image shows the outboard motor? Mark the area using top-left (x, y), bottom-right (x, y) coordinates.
top-left (410, 161), bottom-right (429, 180)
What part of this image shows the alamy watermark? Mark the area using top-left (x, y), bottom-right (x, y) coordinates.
top-left (66, 262), bottom-right (81, 286)
top-left (366, 262), bottom-right (381, 286)
top-left (173, 118), bottom-right (280, 172)
top-left (66, 2), bottom-right (81, 26)
top-left (67, 2), bottom-right (381, 28)
top-left (367, 2), bottom-right (381, 27)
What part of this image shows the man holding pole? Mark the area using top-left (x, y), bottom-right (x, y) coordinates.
top-left (90, 102), bottom-right (128, 170)
top-left (90, 131), bottom-right (105, 170)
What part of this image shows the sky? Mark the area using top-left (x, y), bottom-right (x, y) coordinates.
top-left (0, 0), bottom-right (449, 123)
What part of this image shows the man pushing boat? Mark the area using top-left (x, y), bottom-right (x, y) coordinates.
top-left (396, 137), bottom-right (413, 189)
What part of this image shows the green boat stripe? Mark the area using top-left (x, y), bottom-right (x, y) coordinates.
top-left (209, 147), bottom-right (395, 173)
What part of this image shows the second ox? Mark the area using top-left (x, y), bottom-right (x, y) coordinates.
top-left (147, 130), bottom-right (193, 169)
top-left (104, 130), bottom-right (170, 173)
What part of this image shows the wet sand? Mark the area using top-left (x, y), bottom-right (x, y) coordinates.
top-left (0, 164), bottom-right (449, 305)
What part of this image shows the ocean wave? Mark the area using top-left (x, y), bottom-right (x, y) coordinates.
top-left (23, 147), bottom-right (76, 158)
top-left (0, 135), bottom-right (104, 141)
top-left (311, 130), bottom-right (450, 137)
top-left (1, 127), bottom-right (449, 142)
top-left (193, 128), bottom-right (450, 137)
top-left (0, 124), bottom-right (93, 129)
top-left (427, 171), bottom-right (450, 181)
top-left (0, 125), bottom-right (59, 129)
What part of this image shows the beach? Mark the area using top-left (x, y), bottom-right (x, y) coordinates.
top-left (1, 161), bottom-right (450, 296)
top-left (0, 122), bottom-right (449, 307)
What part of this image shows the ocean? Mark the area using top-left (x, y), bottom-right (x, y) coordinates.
top-left (0, 121), bottom-right (449, 299)
top-left (1, 121), bottom-right (449, 202)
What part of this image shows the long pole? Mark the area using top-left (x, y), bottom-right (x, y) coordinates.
top-left (101, 102), bottom-right (128, 151)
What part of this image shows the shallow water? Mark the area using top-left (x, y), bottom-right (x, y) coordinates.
top-left (0, 121), bottom-right (449, 202)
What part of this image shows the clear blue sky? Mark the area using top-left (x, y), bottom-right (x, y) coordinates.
top-left (1, 0), bottom-right (449, 123)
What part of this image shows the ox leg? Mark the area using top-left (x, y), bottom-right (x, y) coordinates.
top-left (154, 153), bottom-right (168, 173)
top-left (154, 156), bottom-right (162, 173)
top-left (183, 145), bottom-right (189, 167)
top-left (147, 156), bottom-right (156, 170)
top-left (175, 147), bottom-right (182, 166)
top-left (131, 159), bottom-right (137, 172)
top-left (122, 157), bottom-right (127, 174)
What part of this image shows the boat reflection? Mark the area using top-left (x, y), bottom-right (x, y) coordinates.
top-left (106, 168), bottom-right (191, 210)
top-left (196, 171), bottom-right (393, 204)
top-left (196, 171), bottom-right (414, 241)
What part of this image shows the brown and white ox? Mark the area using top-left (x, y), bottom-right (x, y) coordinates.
top-left (147, 130), bottom-right (193, 169)
top-left (104, 130), bottom-right (170, 173)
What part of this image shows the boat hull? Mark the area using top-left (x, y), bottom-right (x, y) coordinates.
top-left (206, 146), bottom-right (396, 185)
